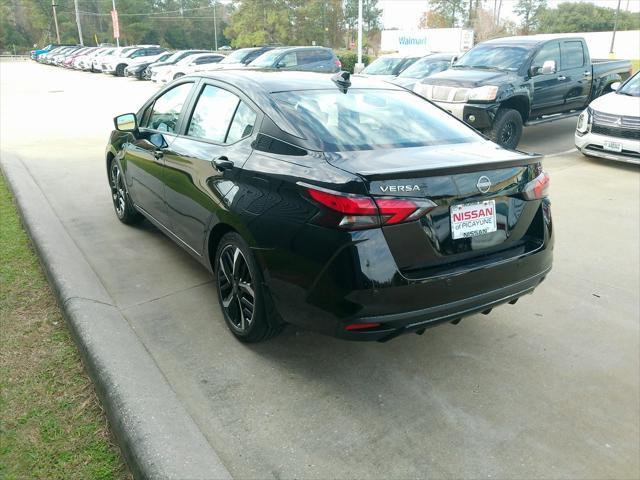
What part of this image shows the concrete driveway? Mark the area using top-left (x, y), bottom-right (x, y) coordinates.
top-left (2, 62), bottom-right (638, 479)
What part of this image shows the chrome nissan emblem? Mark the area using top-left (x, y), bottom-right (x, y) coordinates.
top-left (476, 176), bottom-right (491, 193)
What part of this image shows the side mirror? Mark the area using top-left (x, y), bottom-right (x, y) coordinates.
top-left (276, 61), bottom-right (286, 69)
top-left (541, 60), bottom-right (556, 75)
top-left (114, 113), bottom-right (137, 132)
top-left (450, 56), bottom-right (458, 66)
top-left (610, 81), bottom-right (621, 91)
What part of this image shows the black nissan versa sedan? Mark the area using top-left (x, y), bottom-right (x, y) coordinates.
top-left (106, 70), bottom-right (553, 342)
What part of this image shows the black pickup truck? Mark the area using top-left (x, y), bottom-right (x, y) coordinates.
top-left (413, 35), bottom-right (632, 148)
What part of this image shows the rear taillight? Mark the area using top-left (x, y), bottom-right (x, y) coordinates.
top-left (522, 171), bottom-right (550, 200)
top-left (306, 186), bottom-right (435, 230)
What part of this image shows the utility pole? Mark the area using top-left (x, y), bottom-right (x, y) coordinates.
top-left (610, 0), bottom-right (622, 55)
top-left (52, 0), bottom-right (61, 44)
top-left (73, 0), bottom-right (84, 45)
top-left (213, 0), bottom-right (218, 51)
top-left (356, 0), bottom-right (363, 72)
top-left (112, 0), bottom-right (120, 47)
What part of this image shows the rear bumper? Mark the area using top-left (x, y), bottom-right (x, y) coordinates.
top-left (339, 266), bottom-right (549, 341)
top-left (260, 201), bottom-right (553, 341)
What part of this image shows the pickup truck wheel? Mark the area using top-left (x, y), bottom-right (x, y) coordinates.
top-left (490, 108), bottom-right (523, 149)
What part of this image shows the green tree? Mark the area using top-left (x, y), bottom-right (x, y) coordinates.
top-left (536, 2), bottom-right (640, 34)
top-left (428, 0), bottom-right (468, 28)
top-left (513, 0), bottom-right (546, 34)
top-left (224, 0), bottom-right (291, 47)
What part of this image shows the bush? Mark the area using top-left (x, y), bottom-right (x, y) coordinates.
top-left (335, 50), bottom-right (372, 73)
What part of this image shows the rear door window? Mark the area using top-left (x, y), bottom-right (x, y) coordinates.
top-left (145, 82), bottom-right (194, 133)
top-left (226, 102), bottom-right (257, 144)
top-left (561, 41), bottom-right (585, 69)
top-left (187, 85), bottom-right (240, 143)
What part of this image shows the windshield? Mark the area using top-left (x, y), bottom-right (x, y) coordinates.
top-left (249, 49), bottom-right (284, 68)
top-left (271, 89), bottom-right (479, 151)
top-left (220, 48), bottom-right (255, 64)
top-left (455, 45), bottom-right (528, 71)
top-left (362, 57), bottom-right (405, 75)
top-left (618, 72), bottom-right (640, 96)
top-left (399, 57), bottom-right (450, 79)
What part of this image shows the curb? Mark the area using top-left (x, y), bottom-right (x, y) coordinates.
top-left (1, 153), bottom-right (232, 480)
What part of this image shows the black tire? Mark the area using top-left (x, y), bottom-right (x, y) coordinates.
top-left (489, 108), bottom-right (523, 150)
top-left (115, 64), bottom-right (126, 77)
top-left (109, 161), bottom-right (143, 225)
top-left (173, 72), bottom-right (184, 80)
top-left (215, 232), bottom-right (284, 342)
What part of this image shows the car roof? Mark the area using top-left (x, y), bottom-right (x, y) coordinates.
top-left (378, 52), bottom-right (418, 59)
top-left (193, 69), bottom-right (404, 94)
top-left (481, 34), bottom-right (585, 46)
top-left (185, 52), bottom-right (224, 60)
top-left (268, 46), bottom-right (333, 53)
top-left (422, 53), bottom-right (456, 60)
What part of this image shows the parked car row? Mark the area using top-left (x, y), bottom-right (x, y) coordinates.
top-left (33, 44), bottom-right (344, 83)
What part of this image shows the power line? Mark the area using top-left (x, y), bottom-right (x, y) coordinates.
top-left (77, 5), bottom-right (217, 17)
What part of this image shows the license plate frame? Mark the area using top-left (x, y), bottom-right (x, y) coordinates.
top-left (450, 200), bottom-right (497, 240)
top-left (603, 140), bottom-right (623, 153)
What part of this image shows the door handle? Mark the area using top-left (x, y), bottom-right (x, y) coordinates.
top-left (583, 71), bottom-right (592, 76)
top-left (153, 150), bottom-right (163, 160)
top-left (213, 156), bottom-right (234, 171)
top-left (557, 75), bottom-right (567, 81)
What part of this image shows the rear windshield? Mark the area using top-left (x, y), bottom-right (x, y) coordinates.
top-left (399, 56), bottom-right (450, 79)
top-left (220, 48), bottom-right (255, 63)
top-left (271, 89), bottom-right (480, 151)
top-left (249, 49), bottom-right (284, 68)
top-left (362, 57), bottom-right (405, 75)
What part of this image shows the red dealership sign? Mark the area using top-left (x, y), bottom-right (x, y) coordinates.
top-left (111, 10), bottom-right (120, 39)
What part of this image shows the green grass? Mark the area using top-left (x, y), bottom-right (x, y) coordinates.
top-left (0, 173), bottom-right (129, 479)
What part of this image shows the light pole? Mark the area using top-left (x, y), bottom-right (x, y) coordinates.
top-left (213, 0), bottom-right (218, 51)
top-left (52, 0), bottom-right (61, 44)
top-left (355, 0), bottom-right (363, 72)
top-left (610, 0), bottom-right (622, 55)
top-left (73, 0), bottom-right (84, 45)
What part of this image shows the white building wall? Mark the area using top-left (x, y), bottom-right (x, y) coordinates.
top-left (381, 28), bottom-right (475, 55)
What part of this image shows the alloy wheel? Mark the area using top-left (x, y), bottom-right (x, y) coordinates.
top-left (218, 245), bottom-right (255, 333)
top-left (110, 163), bottom-right (126, 218)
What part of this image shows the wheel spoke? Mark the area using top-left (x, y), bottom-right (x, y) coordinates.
top-left (221, 290), bottom-right (234, 308)
top-left (232, 247), bottom-right (241, 277)
top-left (237, 296), bottom-right (245, 330)
top-left (238, 281), bottom-right (254, 299)
top-left (218, 256), bottom-right (232, 284)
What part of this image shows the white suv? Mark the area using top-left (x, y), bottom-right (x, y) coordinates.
top-left (102, 46), bottom-right (166, 76)
top-left (575, 71), bottom-right (640, 165)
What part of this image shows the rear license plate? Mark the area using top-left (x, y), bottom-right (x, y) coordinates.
top-left (603, 140), bottom-right (623, 153)
top-left (450, 200), bottom-right (497, 240)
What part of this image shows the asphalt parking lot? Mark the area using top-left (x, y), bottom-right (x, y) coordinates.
top-left (2, 61), bottom-right (639, 479)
